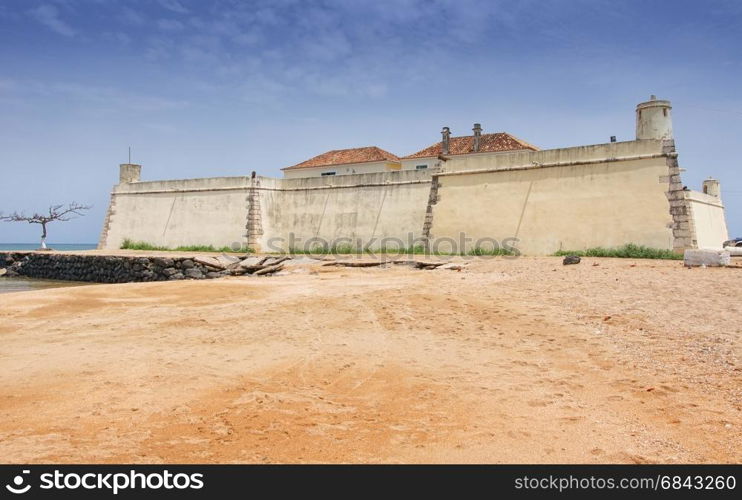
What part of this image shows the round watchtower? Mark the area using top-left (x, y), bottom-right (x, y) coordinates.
top-left (636, 95), bottom-right (673, 140)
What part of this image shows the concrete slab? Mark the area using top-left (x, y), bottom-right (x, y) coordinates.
top-left (684, 249), bottom-right (730, 267)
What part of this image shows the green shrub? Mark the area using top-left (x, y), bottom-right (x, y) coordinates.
top-left (120, 239), bottom-right (170, 251)
top-left (553, 243), bottom-right (682, 260)
top-left (120, 239), bottom-right (252, 253)
top-left (467, 246), bottom-right (518, 256)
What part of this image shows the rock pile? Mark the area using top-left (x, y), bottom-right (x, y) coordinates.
top-left (0, 252), bottom-right (290, 283)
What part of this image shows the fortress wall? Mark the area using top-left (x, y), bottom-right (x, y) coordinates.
top-left (101, 140), bottom-right (721, 256)
top-left (102, 176), bottom-right (251, 250)
top-left (686, 191), bottom-right (728, 249)
top-left (257, 170), bottom-right (432, 251)
top-left (429, 140), bottom-right (677, 255)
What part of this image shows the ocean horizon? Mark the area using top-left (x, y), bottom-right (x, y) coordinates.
top-left (0, 243), bottom-right (97, 251)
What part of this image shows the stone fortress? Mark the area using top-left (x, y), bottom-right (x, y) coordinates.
top-left (99, 96), bottom-right (729, 255)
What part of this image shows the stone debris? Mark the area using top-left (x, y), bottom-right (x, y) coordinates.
top-left (438, 263), bottom-right (465, 271)
top-left (562, 255), bottom-right (581, 265)
top-left (322, 259), bottom-right (461, 271)
top-left (194, 256), bottom-right (226, 271)
top-left (215, 254), bottom-right (240, 267)
top-left (253, 263), bottom-right (285, 276)
top-left (322, 260), bottom-right (385, 268)
top-left (684, 249), bottom-right (730, 268)
top-left (228, 255), bottom-right (292, 276)
top-left (403, 260), bottom-right (445, 270)
top-left (0, 268), bottom-right (6, 277)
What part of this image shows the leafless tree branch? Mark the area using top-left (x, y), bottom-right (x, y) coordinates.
top-left (0, 202), bottom-right (91, 225)
top-left (0, 202), bottom-right (91, 248)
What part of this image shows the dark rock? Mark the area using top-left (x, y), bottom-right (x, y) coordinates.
top-left (184, 268), bottom-right (204, 279)
top-left (180, 259), bottom-right (195, 269)
top-left (169, 272), bottom-right (185, 280)
top-left (562, 255), bottom-right (581, 265)
top-left (153, 257), bottom-right (174, 268)
top-left (161, 267), bottom-right (178, 277)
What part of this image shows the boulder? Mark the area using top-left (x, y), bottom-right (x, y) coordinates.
top-left (0, 268), bottom-right (6, 277)
top-left (184, 268), bottom-right (204, 279)
top-left (562, 255), bottom-right (581, 265)
top-left (152, 257), bottom-right (175, 268)
top-left (161, 267), bottom-right (178, 277)
top-left (180, 259), bottom-right (195, 269)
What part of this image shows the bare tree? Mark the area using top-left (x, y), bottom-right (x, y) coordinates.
top-left (0, 202), bottom-right (91, 250)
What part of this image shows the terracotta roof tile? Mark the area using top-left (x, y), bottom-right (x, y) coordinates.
top-left (403, 132), bottom-right (538, 159)
top-left (283, 146), bottom-right (400, 170)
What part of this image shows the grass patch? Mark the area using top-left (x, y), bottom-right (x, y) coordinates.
top-left (553, 243), bottom-right (682, 260)
top-left (467, 246), bottom-right (519, 256)
top-left (121, 239), bottom-right (252, 253)
top-left (173, 244), bottom-right (251, 253)
top-left (120, 239), bottom-right (170, 251)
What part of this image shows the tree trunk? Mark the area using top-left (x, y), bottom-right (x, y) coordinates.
top-left (40, 222), bottom-right (47, 249)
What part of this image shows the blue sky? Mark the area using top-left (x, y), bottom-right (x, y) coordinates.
top-left (0, 0), bottom-right (740, 244)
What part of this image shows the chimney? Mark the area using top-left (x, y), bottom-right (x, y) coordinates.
top-left (119, 163), bottom-right (141, 184)
top-left (472, 123), bottom-right (482, 152)
top-left (441, 127), bottom-right (451, 155)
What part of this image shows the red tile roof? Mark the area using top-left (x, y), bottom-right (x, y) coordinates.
top-left (403, 132), bottom-right (538, 159)
top-left (283, 146), bottom-right (400, 170)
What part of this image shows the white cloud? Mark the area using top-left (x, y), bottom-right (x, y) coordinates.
top-left (9, 79), bottom-right (190, 112)
top-left (28, 4), bottom-right (75, 37)
top-left (158, 0), bottom-right (189, 15)
top-left (121, 7), bottom-right (145, 26)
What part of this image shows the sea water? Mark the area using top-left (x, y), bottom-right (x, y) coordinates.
top-left (0, 243), bottom-right (97, 251)
top-left (0, 277), bottom-right (91, 294)
top-left (0, 243), bottom-right (97, 293)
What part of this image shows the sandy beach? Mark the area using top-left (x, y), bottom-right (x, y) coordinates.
top-left (0, 256), bottom-right (739, 463)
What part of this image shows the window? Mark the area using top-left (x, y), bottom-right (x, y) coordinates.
top-left (415, 164), bottom-right (428, 170)
top-left (321, 171), bottom-right (336, 176)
